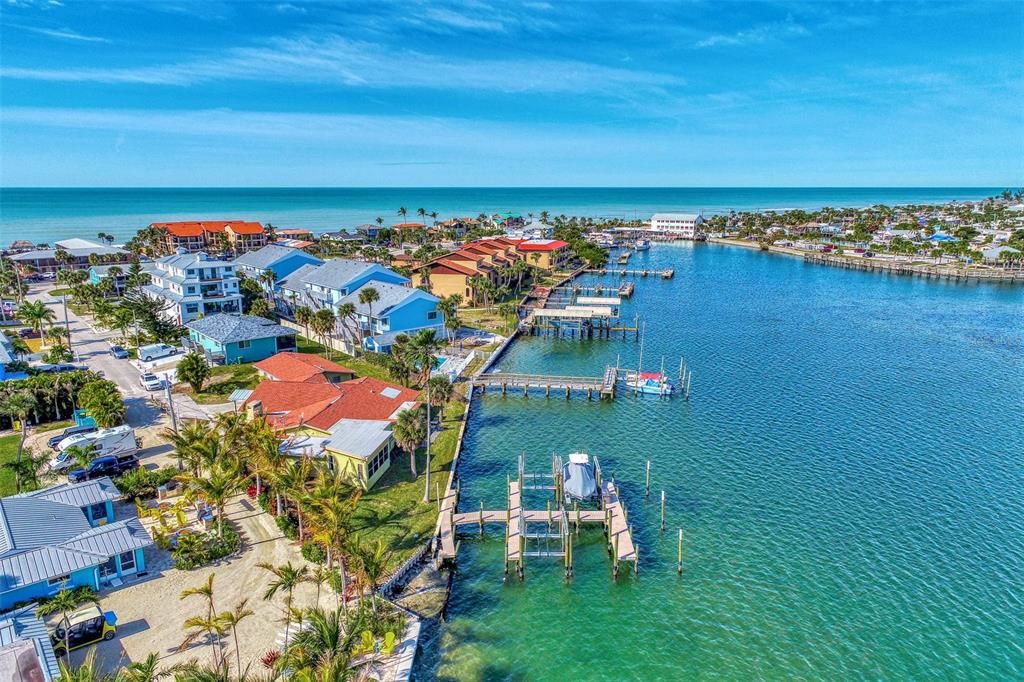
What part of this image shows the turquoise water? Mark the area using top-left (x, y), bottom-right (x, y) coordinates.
top-left (417, 244), bottom-right (1024, 680)
top-left (0, 187), bottom-right (1002, 246)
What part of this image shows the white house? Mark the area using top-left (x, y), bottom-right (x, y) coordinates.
top-left (649, 213), bottom-right (705, 239)
top-left (143, 250), bottom-right (242, 324)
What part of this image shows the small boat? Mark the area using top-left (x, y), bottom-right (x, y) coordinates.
top-left (625, 371), bottom-right (675, 396)
top-left (562, 452), bottom-right (599, 503)
top-left (634, 239), bottom-right (651, 251)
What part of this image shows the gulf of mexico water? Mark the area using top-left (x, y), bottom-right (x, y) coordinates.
top-left (415, 243), bottom-right (1024, 680)
top-left (0, 187), bottom-right (1003, 246)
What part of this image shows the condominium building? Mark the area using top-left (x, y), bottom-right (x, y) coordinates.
top-left (143, 250), bottom-right (242, 324)
top-left (151, 220), bottom-right (268, 254)
top-left (649, 213), bottom-right (705, 239)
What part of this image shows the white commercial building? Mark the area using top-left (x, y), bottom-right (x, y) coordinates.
top-left (650, 213), bottom-right (705, 239)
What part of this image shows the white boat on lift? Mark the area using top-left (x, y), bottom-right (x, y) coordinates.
top-left (634, 239), bottom-right (651, 251)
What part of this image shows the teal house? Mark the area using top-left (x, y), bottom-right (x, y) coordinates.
top-left (0, 478), bottom-right (152, 611)
top-left (186, 313), bottom-right (297, 364)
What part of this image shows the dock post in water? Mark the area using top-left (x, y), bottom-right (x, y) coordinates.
top-left (677, 528), bottom-right (684, 574)
top-left (645, 460), bottom-right (651, 497)
top-left (479, 500), bottom-right (484, 536)
top-left (660, 490), bottom-right (666, 531)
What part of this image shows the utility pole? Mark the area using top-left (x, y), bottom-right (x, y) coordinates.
top-left (423, 378), bottom-right (431, 503)
top-left (164, 377), bottom-right (179, 436)
top-left (61, 292), bottom-right (73, 355)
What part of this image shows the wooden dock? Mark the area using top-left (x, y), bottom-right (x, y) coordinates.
top-left (474, 367), bottom-right (617, 399)
top-left (435, 455), bottom-right (639, 580)
top-left (586, 268), bottom-right (675, 278)
top-left (554, 282), bottom-right (634, 298)
top-left (803, 253), bottom-right (1023, 282)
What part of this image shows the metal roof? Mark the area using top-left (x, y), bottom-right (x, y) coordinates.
top-left (22, 477), bottom-right (121, 509)
top-left (61, 518), bottom-right (153, 558)
top-left (300, 258), bottom-right (376, 290)
top-left (228, 388), bottom-right (254, 403)
top-left (339, 281), bottom-right (437, 318)
top-left (325, 419), bottom-right (393, 460)
top-left (233, 244), bottom-right (322, 271)
top-left (0, 497), bottom-right (93, 554)
top-left (277, 263), bottom-right (322, 293)
top-left (0, 605), bottom-right (61, 682)
top-left (186, 314), bottom-right (296, 344)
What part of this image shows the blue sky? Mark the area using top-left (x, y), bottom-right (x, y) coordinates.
top-left (1, 0), bottom-right (1022, 187)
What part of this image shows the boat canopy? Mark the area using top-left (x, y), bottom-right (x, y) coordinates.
top-left (563, 453), bottom-right (598, 501)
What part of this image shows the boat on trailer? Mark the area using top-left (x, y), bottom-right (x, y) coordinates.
top-left (562, 452), bottom-right (599, 503)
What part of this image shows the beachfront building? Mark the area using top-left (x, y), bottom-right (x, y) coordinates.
top-left (8, 239), bottom-right (130, 275)
top-left (143, 250), bottom-right (242, 324)
top-left (185, 314), bottom-right (297, 364)
top-left (513, 239), bottom-right (571, 270)
top-left (649, 213), bottom-right (705, 239)
top-left (232, 244), bottom-right (323, 291)
top-left (253, 352), bottom-right (355, 384)
top-left (416, 237), bottom-right (523, 305)
top-left (338, 281), bottom-right (443, 353)
top-left (242, 376), bottom-right (419, 489)
top-left (0, 478), bottom-right (153, 611)
top-left (151, 220), bottom-right (268, 255)
top-left (275, 258), bottom-right (409, 316)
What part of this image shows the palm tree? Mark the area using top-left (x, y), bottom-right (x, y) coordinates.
top-left (37, 585), bottom-right (100, 660)
top-left (335, 302), bottom-right (360, 352)
top-left (56, 649), bottom-right (114, 682)
top-left (397, 207), bottom-right (408, 224)
top-left (178, 463), bottom-right (242, 537)
top-left (180, 574), bottom-right (223, 666)
top-left (217, 598), bottom-right (254, 674)
top-left (275, 458), bottom-right (313, 539)
top-left (497, 301), bottom-right (518, 333)
top-left (118, 653), bottom-right (165, 681)
top-left (279, 607), bottom-right (360, 680)
top-left (405, 328), bottom-right (443, 387)
top-left (350, 537), bottom-right (391, 615)
top-left (357, 287), bottom-right (380, 330)
top-left (392, 407), bottom-right (425, 479)
top-left (258, 562), bottom-right (309, 647)
top-left (294, 305), bottom-right (313, 339)
top-left (311, 308), bottom-right (336, 357)
top-left (304, 494), bottom-right (359, 613)
top-left (427, 376), bottom-right (453, 407)
top-left (17, 300), bottom-right (56, 347)
top-left (1, 391), bottom-right (37, 493)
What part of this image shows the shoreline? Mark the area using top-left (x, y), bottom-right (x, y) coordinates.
top-left (707, 237), bottom-right (1024, 284)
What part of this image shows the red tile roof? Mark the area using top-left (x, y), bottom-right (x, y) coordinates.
top-left (152, 220), bottom-right (265, 237)
top-left (243, 376), bottom-right (419, 431)
top-left (393, 222), bottom-right (426, 230)
top-left (516, 239), bottom-right (570, 252)
top-left (253, 352), bottom-right (354, 383)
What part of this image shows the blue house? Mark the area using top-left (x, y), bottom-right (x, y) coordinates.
top-left (0, 336), bottom-right (28, 383)
top-left (186, 313), bottom-right (298, 364)
top-left (232, 244), bottom-right (323, 291)
top-left (276, 258), bottom-right (409, 318)
top-left (0, 605), bottom-right (61, 680)
top-left (0, 478), bottom-right (152, 612)
top-left (339, 281), bottom-right (443, 353)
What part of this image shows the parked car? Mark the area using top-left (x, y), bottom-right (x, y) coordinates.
top-left (47, 424), bottom-right (98, 450)
top-left (140, 372), bottom-right (164, 391)
top-left (51, 605), bottom-right (118, 658)
top-left (109, 344), bottom-right (129, 359)
top-left (67, 453), bottom-right (140, 483)
top-left (138, 343), bottom-right (177, 362)
top-left (18, 327), bottom-right (41, 338)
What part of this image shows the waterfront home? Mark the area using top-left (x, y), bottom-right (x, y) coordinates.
top-left (185, 314), bottom-right (297, 364)
top-left (243, 376), bottom-right (419, 489)
top-left (0, 605), bottom-right (61, 680)
top-left (649, 213), bottom-right (705, 239)
top-left (981, 245), bottom-right (1020, 263)
top-left (513, 238), bottom-right (572, 270)
top-left (492, 212), bottom-right (524, 228)
top-left (354, 224), bottom-right (384, 240)
top-left (338, 281), bottom-right (442, 353)
top-left (320, 230), bottom-right (367, 245)
top-left (143, 250), bottom-right (242, 324)
top-left (9, 238), bottom-right (130, 275)
top-left (151, 220), bottom-right (268, 254)
top-left (392, 222), bottom-right (427, 232)
top-left (276, 258), bottom-right (409, 316)
top-left (253, 351), bottom-right (355, 384)
top-left (436, 217), bottom-right (480, 238)
top-left (415, 237), bottom-right (524, 304)
top-left (88, 262), bottom-right (158, 294)
top-left (0, 478), bottom-right (152, 611)
top-left (507, 220), bottom-right (555, 240)
top-left (232, 244), bottom-right (323, 290)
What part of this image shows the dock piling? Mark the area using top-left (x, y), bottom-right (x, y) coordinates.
top-left (660, 490), bottom-right (666, 531)
top-left (677, 528), bottom-right (684, 575)
top-left (645, 460), bottom-right (651, 497)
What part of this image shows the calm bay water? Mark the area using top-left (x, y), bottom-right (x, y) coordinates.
top-left (0, 187), bottom-right (1002, 246)
top-left (416, 244), bottom-right (1024, 680)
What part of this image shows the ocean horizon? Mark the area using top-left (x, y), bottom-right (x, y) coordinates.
top-left (0, 186), bottom-right (1006, 246)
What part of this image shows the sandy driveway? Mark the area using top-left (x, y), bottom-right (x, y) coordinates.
top-left (68, 495), bottom-right (323, 675)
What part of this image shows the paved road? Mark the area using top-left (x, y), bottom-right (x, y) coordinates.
top-left (27, 285), bottom-right (231, 425)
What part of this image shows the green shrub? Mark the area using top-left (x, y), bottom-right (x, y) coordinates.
top-left (257, 490), bottom-right (270, 512)
top-left (301, 541), bottom-right (326, 564)
top-left (172, 525), bottom-right (241, 570)
top-left (115, 466), bottom-right (179, 500)
top-left (276, 514), bottom-right (297, 540)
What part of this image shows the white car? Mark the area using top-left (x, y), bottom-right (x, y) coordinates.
top-left (138, 343), bottom-right (177, 362)
top-left (140, 372), bottom-right (163, 391)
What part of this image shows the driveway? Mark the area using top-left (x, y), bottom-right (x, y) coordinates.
top-left (64, 496), bottom-right (324, 675)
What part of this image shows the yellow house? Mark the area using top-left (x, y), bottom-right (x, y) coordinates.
top-left (280, 419), bottom-right (397, 489)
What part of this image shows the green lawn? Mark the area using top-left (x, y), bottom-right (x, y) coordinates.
top-left (48, 287), bottom-right (73, 297)
top-left (0, 434), bottom-right (21, 496)
top-left (350, 394), bottom-right (467, 571)
top-left (295, 335), bottom-right (396, 382)
top-left (36, 420), bottom-right (74, 433)
top-left (178, 364), bottom-right (261, 404)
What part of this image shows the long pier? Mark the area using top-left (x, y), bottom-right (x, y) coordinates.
top-left (554, 282), bottom-right (634, 297)
top-left (586, 268), bottom-right (675, 279)
top-left (474, 366), bottom-right (618, 399)
top-left (803, 253), bottom-right (1023, 282)
top-left (436, 457), bottom-right (639, 580)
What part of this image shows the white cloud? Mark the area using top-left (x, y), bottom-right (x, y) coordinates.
top-left (696, 20), bottom-right (808, 48)
top-left (10, 23), bottom-right (109, 43)
top-left (1, 34), bottom-right (682, 96)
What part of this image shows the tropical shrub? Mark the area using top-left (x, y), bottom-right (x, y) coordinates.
top-left (301, 541), bottom-right (327, 564)
top-left (172, 524), bottom-right (241, 570)
top-left (114, 466), bottom-right (179, 500)
top-left (276, 514), bottom-right (298, 540)
top-left (176, 352), bottom-right (211, 393)
top-left (77, 379), bottom-right (126, 427)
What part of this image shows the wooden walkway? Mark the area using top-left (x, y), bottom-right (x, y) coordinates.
top-left (586, 268), bottom-right (674, 278)
top-left (600, 480), bottom-right (636, 565)
top-left (474, 370), bottom-right (616, 398)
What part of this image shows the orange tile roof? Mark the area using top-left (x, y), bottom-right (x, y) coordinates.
top-left (153, 222), bottom-right (205, 237)
top-left (224, 221), bottom-right (266, 235)
top-left (253, 352), bottom-right (354, 383)
top-left (429, 260), bottom-right (477, 276)
top-left (151, 220), bottom-right (265, 237)
top-left (243, 376), bottom-right (419, 430)
top-left (392, 222), bottom-right (426, 230)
